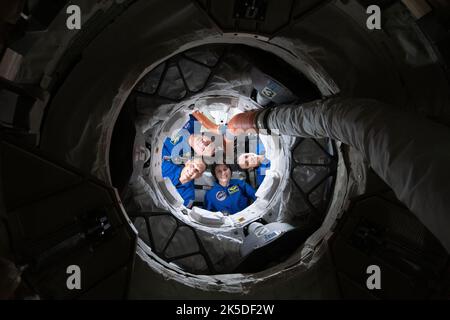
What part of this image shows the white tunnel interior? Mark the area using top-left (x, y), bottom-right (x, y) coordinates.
top-left (116, 44), bottom-right (342, 276)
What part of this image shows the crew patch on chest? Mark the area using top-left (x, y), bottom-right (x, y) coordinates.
top-left (228, 185), bottom-right (239, 194)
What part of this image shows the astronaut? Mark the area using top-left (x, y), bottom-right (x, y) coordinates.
top-left (162, 157), bottom-right (206, 208)
top-left (237, 138), bottom-right (271, 187)
top-left (190, 110), bottom-right (270, 187)
top-left (162, 114), bottom-right (215, 163)
top-left (226, 97), bottom-right (450, 254)
top-left (204, 163), bottom-right (256, 215)
top-left (161, 114), bottom-right (216, 207)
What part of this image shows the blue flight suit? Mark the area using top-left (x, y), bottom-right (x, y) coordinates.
top-left (204, 179), bottom-right (256, 215)
top-left (255, 140), bottom-right (271, 187)
top-left (161, 160), bottom-right (195, 208)
top-left (162, 115), bottom-right (198, 161)
top-left (161, 115), bottom-right (198, 208)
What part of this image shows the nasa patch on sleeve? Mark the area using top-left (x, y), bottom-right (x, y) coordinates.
top-left (170, 134), bottom-right (181, 145)
top-left (216, 191), bottom-right (227, 201)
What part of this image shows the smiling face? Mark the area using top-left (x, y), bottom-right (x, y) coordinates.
top-left (189, 134), bottom-right (215, 157)
top-left (180, 158), bottom-right (206, 182)
top-left (238, 153), bottom-right (261, 169)
top-left (214, 164), bottom-right (231, 186)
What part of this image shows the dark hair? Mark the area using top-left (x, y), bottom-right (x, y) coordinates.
top-left (210, 163), bottom-right (232, 181)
